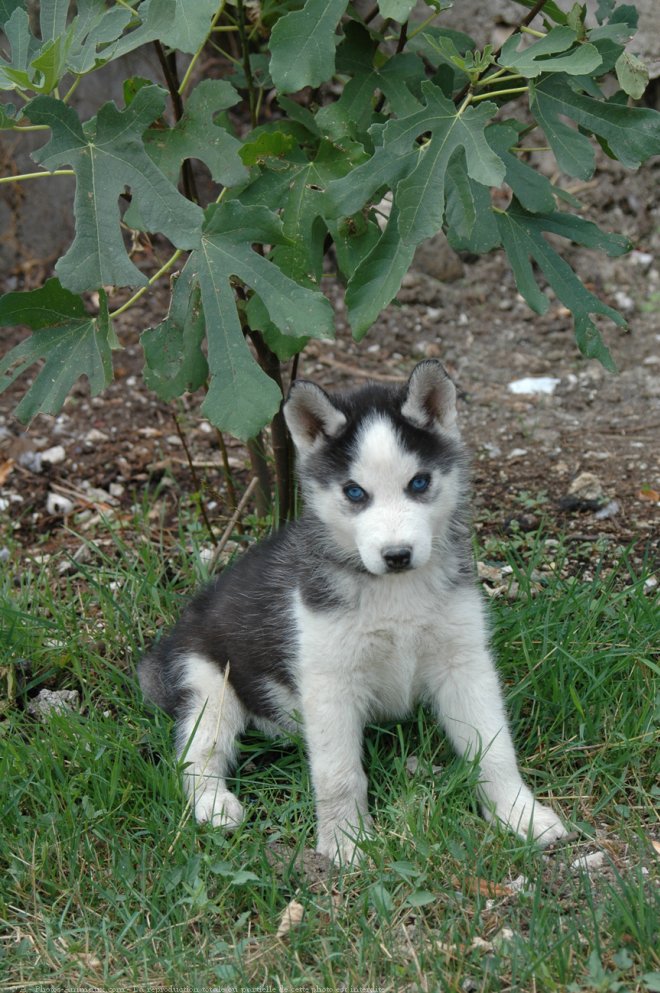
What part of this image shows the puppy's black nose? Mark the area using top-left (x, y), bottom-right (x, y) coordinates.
top-left (383, 546), bottom-right (412, 571)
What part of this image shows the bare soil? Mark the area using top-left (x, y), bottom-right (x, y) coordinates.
top-left (1, 154), bottom-right (659, 574)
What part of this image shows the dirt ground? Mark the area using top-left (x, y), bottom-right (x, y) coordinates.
top-left (1, 153), bottom-right (659, 574)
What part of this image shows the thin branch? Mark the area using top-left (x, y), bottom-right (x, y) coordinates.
top-left (454, 0), bottom-right (549, 106)
top-left (153, 40), bottom-right (198, 203)
top-left (109, 249), bottom-right (183, 319)
top-left (235, 0), bottom-right (258, 128)
top-left (0, 169), bottom-right (73, 183)
top-left (172, 411), bottom-right (218, 546)
top-left (179, 0), bottom-right (227, 96)
top-left (470, 86), bottom-right (529, 103)
top-left (206, 477), bottom-right (259, 574)
top-left (214, 428), bottom-right (239, 519)
top-left (247, 435), bottom-right (272, 519)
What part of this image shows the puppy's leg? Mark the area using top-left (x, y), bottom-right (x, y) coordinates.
top-left (175, 654), bottom-right (247, 829)
top-left (301, 682), bottom-right (371, 863)
top-left (426, 605), bottom-right (567, 845)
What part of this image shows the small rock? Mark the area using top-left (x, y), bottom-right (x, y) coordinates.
top-left (594, 499), bottom-right (620, 520)
top-left (630, 250), bottom-right (654, 270)
top-left (613, 290), bottom-right (635, 312)
top-left (18, 450), bottom-right (43, 473)
top-left (84, 428), bottom-right (109, 445)
top-left (492, 927), bottom-right (516, 948)
top-left (406, 755), bottom-right (419, 776)
top-left (568, 472), bottom-right (604, 503)
top-left (508, 376), bottom-right (561, 395)
top-left (570, 851), bottom-right (606, 873)
top-left (508, 448), bottom-right (528, 459)
top-left (508, 875), bottom-right (532, 894)
top-left (41, 445), bottom-right (66, 465)
top-left (477, 562), bottom-right (504, 583)
top-left (27, 689), bottom-right (80, 719)
top-left (46, 492), bottom-right (74, 515)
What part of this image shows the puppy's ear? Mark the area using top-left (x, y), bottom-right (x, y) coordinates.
top-left (284, 381), bottom-right (347, 455)
top-left (401, 360), bottom-right (458, 436)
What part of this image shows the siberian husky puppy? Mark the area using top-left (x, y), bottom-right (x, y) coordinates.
top-left (138, 360), bottom-right (567, 861)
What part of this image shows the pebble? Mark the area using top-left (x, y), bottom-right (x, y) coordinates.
top-left (629, 250), bottom-right (653, 270)
top-left (42, 445), bottom-right (66, 465)
top-left (613, 290), bottom-right (635, 312)
top-left (84, 428), bottom-right (109, 445)
top-left (570, 851), bottom-right (606, 873)
top-left (594, 499), bottom-right (620, 520)
top-left (568, 472), bottom-right (604, 502)
top-left (46, 492), bottom-right (74, 515)
top-left (508, 376), bottom-right (561, 395)
top-left (27, 689), bottom-right (80, 719)
top-left (18, 450), bottom-right (43, 473)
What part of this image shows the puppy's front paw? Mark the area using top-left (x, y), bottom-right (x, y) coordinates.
top-left (194, 787), bottom-right (244, 830)
top-left (316, 815), bottom-right (373, 864)
top-left (522, 801), bottom-right (568, 846)
top-left (483, 788), bottom-right (567, 846)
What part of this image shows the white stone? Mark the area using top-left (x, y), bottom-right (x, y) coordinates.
top-left (508, 376), bottom-right (561, 395)
top-left (41, 445), bottom-right (66, 465)
top-left (46, 492), bottom-right (74, 515)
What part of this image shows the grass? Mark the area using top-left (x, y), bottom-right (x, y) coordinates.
top-left (0, 500), bottom-right (658, 993)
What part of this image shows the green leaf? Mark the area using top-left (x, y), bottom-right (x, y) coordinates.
top-left (141, 268), bottom-right (208, 401)
top-left (0, 280), bottom-right (115, 421)
top-left (499, 26), bottom-right (602, 78)
top-left (113, 0), bottom-right (219, 58)
top-left (615, 51), bottom-right (649, 100)
top-left (0, 2), bottom-right (132, 94)
top-left (328, 210), bottom-right (382, 282)
top-left (245, 295), bottom-right (309, 361)
top-left (28, 89), bottom-right (203, 292)
top-left (495, 201), bottom-right (629, 369)
top-left (486, 121), bottom-right (557, 213)
top-left (39, 0), bottom-right (70, 43)
top-left (325, 81), bottom-right (505, 245)
top-left (240, 141), bottom-right (353, 285)
top-left (345, 207), bottom-right (416, 339)
top-left (192, 202), bottom-right (335, 438)
top-left (0, 7), bottom-right (39, 91)
top-left (142, 79), bottom-right (248, 188)
top-left (270, 0), bottom-right (349, 94)
top-left (408, 26), bottom-right (477, 72)
top-left (239, 130), bottom-right (297, 166)
top-left (530, 74), bottom-right (660, 178)
top-left (66, 1), bottom-right (133, 75)
top-left (392, 83), bottom-right (506, 245)
top-left (0, 101), bottom-right (17, 128)
top-left (444, 151), bottom-right (500, 252)
top-left (378, 0), bottom-right (416, 23)
top-left (406, 889), bottom-right (436, 908)
top-left (316, 53), bottom-right (424, 143)
top-left (509, 0), bottom-right (568, 24)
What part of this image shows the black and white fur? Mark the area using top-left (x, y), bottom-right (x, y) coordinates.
top-left (139, 360), bottom-right (567, 861)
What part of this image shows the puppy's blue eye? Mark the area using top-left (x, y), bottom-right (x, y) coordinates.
top-left (409, 474), bottom-right (431, 494)
top-left (344, 483), bottom-right (367, 503)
